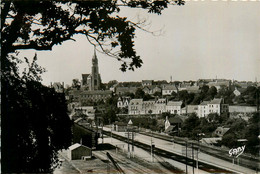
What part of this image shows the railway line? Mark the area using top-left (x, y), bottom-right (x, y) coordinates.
top-left (102, 130), bottom-right (235, 174)
top-left (141, 131), bottom-right (260, 171)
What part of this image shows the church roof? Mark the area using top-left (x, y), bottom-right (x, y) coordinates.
top-left (82, 73), bottom-right (90, 77)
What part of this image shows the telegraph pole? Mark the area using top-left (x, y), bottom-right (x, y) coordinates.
top-left (132, 131), bottom-right (134, 158)
top-left (192, 143), bottom-right (194, 174)
top-left (186, 141), bottom-right (188, 174)
top-left (127, 128), bottom-right (130, 158)
top-left (256, 88), bottom-right (259, 112)
top-left (109, 119), bottom-right (112, 143)
top-left (102, 121), bottom-right (104, 144)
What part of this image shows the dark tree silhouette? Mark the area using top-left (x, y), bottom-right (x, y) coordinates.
top-left (1, 1), bottom-right (184, 172)
top-left (2, 0), bottom-right (184, 71)
top-left (2, 54), bottom-right (72, 173)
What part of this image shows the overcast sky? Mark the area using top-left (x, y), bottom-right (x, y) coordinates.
top-left (18, 1), bottom-right (260, 86)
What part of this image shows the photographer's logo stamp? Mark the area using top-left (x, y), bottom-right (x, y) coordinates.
top-left (229, 145), bottom-right (245, 158)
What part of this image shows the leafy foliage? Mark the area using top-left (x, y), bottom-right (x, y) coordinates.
top-left (180, 113), bottom-right (200, 138)
top-left (135, 88), bottom-right (145, 98)
top-left (1, 54), bottom-right (72, 173)
top-left (220, 113), bottom-right (260, 155)
top-left (2, 0), bottom-right (184, 71)
top-left (72, 79), bottom-right (81, 89)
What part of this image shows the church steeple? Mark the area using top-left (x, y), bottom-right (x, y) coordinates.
top-left (92, 46), bottom-right (98, 64)
top-left (90, 46), bottom-right (101, 91)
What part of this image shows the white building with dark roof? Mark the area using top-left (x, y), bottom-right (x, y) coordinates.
top-left (198, 101), bottom-right (210, 118)
top-left (166, 101), bottom-right (183, 114)
top-left (128, 99), bottom-right (143, 115)
top-left (68, 143), bottom-right (92, 160)
top-left (128, 98), bottom-right (171, 115)
top-left (207, 80), bottom-right (231, 91)
top-left (155, 98), bottom-right (167, 114)
top-left (142, 100), bottom-right (156, 114)
top-left (162, 85), bottom-right (178, 96)
top-left (142, 80), bottom-right (154, 87)
top-left (117, 96), bottom-right (130, 108)
top-left (198, 98), bottom-right (229, 118)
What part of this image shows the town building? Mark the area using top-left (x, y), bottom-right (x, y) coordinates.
top-left (113, 121), bottom-right (127, 132)
top-left (207, 80), bottom-right (231, 91)
top-left (115, 86), bottom-right (138, 95)
top-left (143, 85), bottom-right (162, 95)
top-left (68, 143), bottom-right (92, 160)
top-left (155, 98), bottom-right (167, 114)
top-left (164, 116), bottom-right (186, 134)
top-left (128, 98), bottom-right (171, 115)
top-left (213, 126), bottom-right (230, 137)
top-left (128, 99), bottom-right (143, 115)
top-left (117, 96), bottom-right (131, 108)
top-left (142, 100), bottom-right (156, 114)
top-left (69, 89), bottom-right (112, 104)
top-left (162, 85), bottom-right (178, 96)
top-left (198, 101), bottom-right (210, 118)
top-left (166, 101), bottom-right (183, 114)
top-left (142, 80), bottom-right (154, 87)
top-left (128, 99), bottom-right (157, 115)
top-left (178, 82), bottom-right (193, 91)
top-left (229, 105), bottom-right (257, 113)
top-left (198, 98), bottom-right (229, 118)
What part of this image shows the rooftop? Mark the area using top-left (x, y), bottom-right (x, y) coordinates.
top-left (69, 143), bottom-right (89, 150)
top-left (130, 99), bottom-right (143, 104)
top-left (163, 85), bottom-right (178, 90)
top-left (200, 101), bottom-right (210, 105)
top-left (209, 98), bottom-right (222, 104)
top-left (167, 101), bottom-right (182, 106)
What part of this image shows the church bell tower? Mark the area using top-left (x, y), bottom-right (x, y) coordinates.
top-left (90, 47), bottom-right (101, 91)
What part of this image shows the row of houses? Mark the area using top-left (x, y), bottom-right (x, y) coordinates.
top-left (125, 98), bottom-right (229, 118)
top-left (113, 81), bottom-right (258, 97)
top-left (114, 84), bottom-right (200, 96)
top-left (68, 89), bottom-right (113, 103)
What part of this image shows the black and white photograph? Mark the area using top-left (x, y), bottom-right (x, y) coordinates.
top-left (1, 0), bottom-right (260, 173)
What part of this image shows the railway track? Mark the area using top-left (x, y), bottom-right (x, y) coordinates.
top-left (141, 131), bottom-right (260, 171)
top-left (102, 130), bottom-right (235, 174)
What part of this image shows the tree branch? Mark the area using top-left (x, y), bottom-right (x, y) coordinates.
top-left (1, 1), bottom-right (11, 30)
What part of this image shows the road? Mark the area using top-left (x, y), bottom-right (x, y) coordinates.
top-left (102, 126), bottom-right (257, 174)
